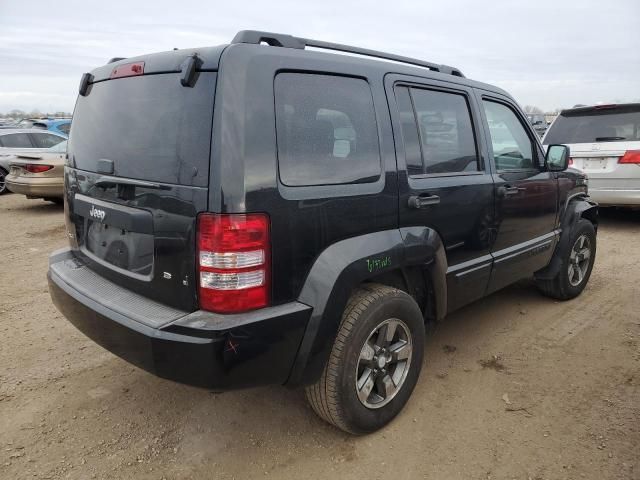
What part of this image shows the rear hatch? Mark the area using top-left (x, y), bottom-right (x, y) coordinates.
top-left (543, 104), bottom-right (640, 179)
top-left (65, 51), bottom-right (221, 311)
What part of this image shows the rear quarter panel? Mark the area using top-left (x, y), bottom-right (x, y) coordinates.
top-left (212, 44), bottom-right (400, 305)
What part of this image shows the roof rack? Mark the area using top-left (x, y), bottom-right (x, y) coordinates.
top-left (231, 30), bottom-right (465, 78)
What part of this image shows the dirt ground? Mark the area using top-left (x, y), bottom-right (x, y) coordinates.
top-left (0, 193), bottom-right (638, 480)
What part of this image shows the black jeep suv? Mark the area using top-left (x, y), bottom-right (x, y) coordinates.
top-left (48, 30), bottom-right (598, 434)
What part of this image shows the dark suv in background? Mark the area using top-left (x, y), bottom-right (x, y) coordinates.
top-left (48, 30), bottom-right (598, 434)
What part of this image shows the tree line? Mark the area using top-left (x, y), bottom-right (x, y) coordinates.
top-left (0, 109), bottom-right (72, 119)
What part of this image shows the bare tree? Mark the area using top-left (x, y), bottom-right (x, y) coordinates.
top-left (523, 105), bottom-right (544, 114)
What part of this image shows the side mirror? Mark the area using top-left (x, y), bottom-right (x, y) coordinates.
top-left (546, 144), bottom-right (570, 172)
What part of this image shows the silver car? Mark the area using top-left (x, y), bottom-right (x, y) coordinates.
top-left (543, 103), bottom-right (640, 207)
top-left (0, 129), bottom-right (67, 194)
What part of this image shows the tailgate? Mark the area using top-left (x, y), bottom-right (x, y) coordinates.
top-left (65, 69), bottom-right (216, 311)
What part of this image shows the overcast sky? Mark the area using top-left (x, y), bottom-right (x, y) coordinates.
top-left (1, 0), bottom-right (638, 113)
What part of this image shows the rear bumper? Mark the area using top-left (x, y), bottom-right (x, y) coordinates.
top-left (6, 177), bottom-right (63, 198)
top-left (589, 188), bottom-right (640, 206)
top-left (48, 248), bottom-right (312, 390)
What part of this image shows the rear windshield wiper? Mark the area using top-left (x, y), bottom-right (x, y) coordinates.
top-left (595, 136), bottom-right (626, 142)
top-left (95, 176), bottom-right (168, 190)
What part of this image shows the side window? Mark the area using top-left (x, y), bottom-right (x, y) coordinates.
top-left (483, 100), bottom-right (536, 171)
top-left (274, 73), bottom-right (381, 186)
top-left (0, 133), bottom-right (33, 148)
top-left (394, 86), bottom-right (423, 176)
top-left (30, 133), bottom-right (64, 148)
top-left (58, 123), bottom-right (71, 135)
top-left (410, 88), bottom-right (479, 174)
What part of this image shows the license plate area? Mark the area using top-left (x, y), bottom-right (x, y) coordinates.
top-left (73, 194), bottom-right (155, 279)
top-left (85, 220), bottom-right (154, 277)
top-left (582, 157), bottom-right (614, 170)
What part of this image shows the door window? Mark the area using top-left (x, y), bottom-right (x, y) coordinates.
top-left (483, 100), bottom-right (536, 171)
top-left (396, 86), bottom-right (479, 175)
top-left (394, 87), bottom-right (423, 176)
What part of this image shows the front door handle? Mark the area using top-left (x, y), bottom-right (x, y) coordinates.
top-left (497, 186), bottom-right (524, 197)
top-left (408, 194), bottom-right (440, 209)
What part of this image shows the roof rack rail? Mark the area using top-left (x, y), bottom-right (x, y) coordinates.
top-left (231, 30), bottom-right (465, 78)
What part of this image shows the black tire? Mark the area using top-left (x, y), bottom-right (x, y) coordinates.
top-left (0, 167), bottom-right (8, 194)
top-left (537, 219), bottom-right (596, 300)
top-left (305, 284), bottom-right (425, 434)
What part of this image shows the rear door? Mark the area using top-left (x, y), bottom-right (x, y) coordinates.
top-left (478, 93), bottom-right (558, 293)
top-left (387, 75), bottom-right (495, 312)
top-left (66, 69), bottom-right (217, 311)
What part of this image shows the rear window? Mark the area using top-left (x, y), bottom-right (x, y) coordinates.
top-left (544, 105), bottom-right (640, 144)
top-left (30, 132), bottom-right (64, 148)
top-left (274, 73), bottom-right (381, 186)
top-left (0, 133), bottom-right (33, 148)
top-left (69, 73), bottom-right (216, 186)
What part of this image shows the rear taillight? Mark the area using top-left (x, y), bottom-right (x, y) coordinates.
top-left (619, 150), bottom-right (640, 164)
top-left (110, 61), bottom-right (145, 79)
top-left (197, 213), bottom-right (270, 313)
top-left (25, 164), bottom-right (53, 173)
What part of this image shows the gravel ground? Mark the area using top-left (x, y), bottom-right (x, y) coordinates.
top-left (0, 193), bottom-right (638, 480)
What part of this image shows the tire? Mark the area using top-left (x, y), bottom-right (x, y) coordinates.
top-left (305, 284), bottom-right (425, 434)
top-left (537, 219), bottom-right (596, 300)
top-left (0, 168), bottom-right (8, 195)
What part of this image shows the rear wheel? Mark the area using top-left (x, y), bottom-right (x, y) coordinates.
top-left (537, 219), bottom-right (596, 300)
top-left (0, 168), bottom-right (8, 194)
top-left (305, 284), bottom-right (425, 434)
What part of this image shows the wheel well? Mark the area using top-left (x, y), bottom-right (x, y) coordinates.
top-left (581, 206), bottom-right (598, 229)
top-left (363, 267), bottom-right (435, 323)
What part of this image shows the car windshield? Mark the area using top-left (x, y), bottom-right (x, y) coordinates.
top-left (544, 104), bottom-right (640, 144)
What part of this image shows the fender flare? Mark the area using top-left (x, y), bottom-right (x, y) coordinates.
top-left (535, 194), bottom-right (598, 281)
top-left (286, 227), bottom-right (447, 387)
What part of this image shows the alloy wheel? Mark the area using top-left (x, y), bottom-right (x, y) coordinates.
top-left (355, 318), bottom-right (413, 409)
top-left (568, 234), bottom-right (592, 287)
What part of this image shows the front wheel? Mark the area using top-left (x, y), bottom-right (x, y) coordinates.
top-left (305, 284), bottom-right (425, 434)
top-left (537, 219), bottom-right (596, 300)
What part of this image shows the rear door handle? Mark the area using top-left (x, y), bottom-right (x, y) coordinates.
top-left (408, 194), bottom-right (440, 209)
